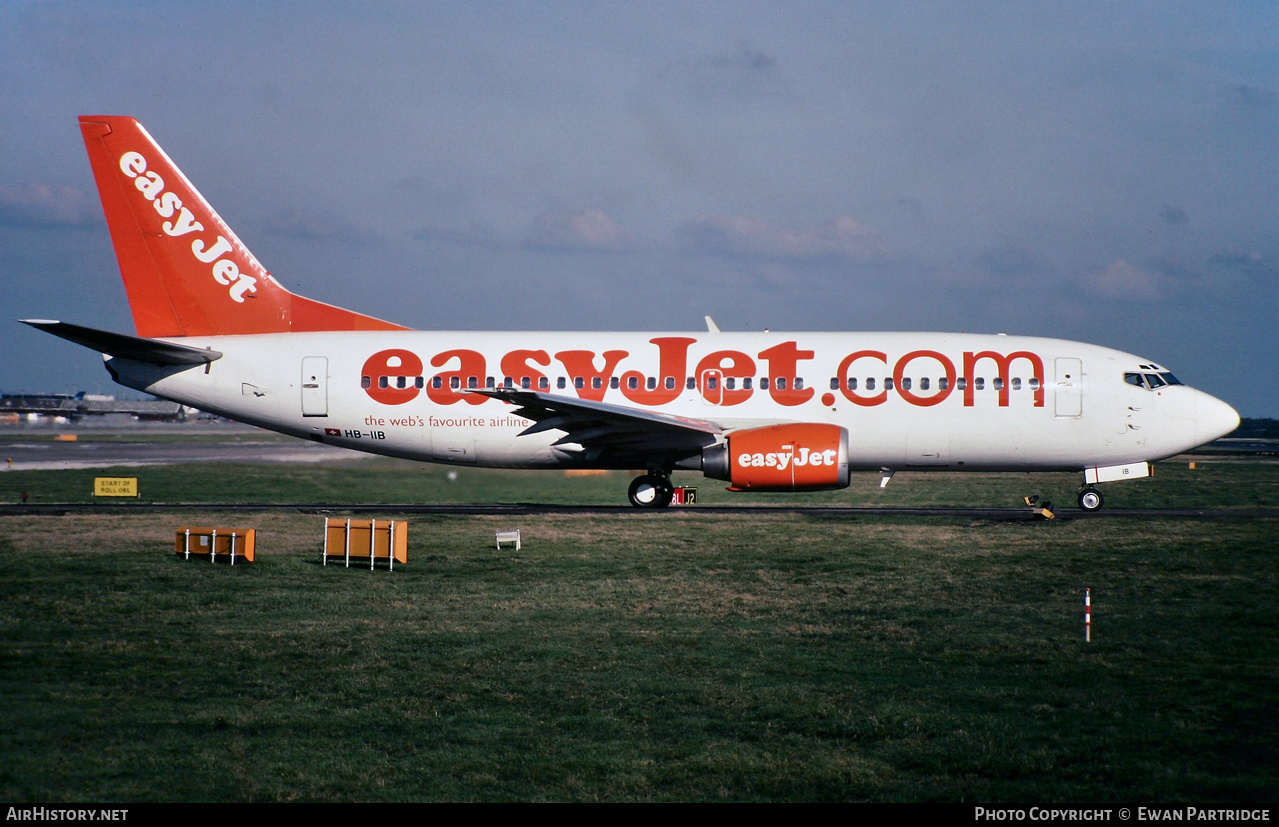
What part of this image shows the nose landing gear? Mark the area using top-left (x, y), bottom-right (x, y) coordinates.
top-left (1078, 487), bottom-right (1104, 512)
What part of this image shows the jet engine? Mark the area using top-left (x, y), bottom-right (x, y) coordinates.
top-left (699, 423), bottom-right (850, 491)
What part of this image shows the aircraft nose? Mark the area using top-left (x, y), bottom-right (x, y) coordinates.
top-left (1196, 391), bottom-right (1240, 447)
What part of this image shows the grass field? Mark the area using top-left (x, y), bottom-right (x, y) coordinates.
top-left (3, 440), bottom-right (1278, 510)
top-left (1, 447), bottom-right (1276, 802)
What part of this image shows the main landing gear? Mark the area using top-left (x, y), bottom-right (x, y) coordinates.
top-left (628, 472), bottom-right (674, 508)
top-left (1077, 487), bottom-right (1105, 512)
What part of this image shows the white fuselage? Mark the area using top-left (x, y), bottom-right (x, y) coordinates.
top-left (103, 330), bottom-right (1240, 479)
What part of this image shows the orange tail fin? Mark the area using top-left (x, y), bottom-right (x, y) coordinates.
top-left (79, 116), bottom-right (407, 338)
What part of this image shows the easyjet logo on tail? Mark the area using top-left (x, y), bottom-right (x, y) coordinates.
top-left (117, 151), bottom-right (258, 303)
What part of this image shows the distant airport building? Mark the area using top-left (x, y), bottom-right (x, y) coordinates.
top-left (0, 392), bottom-right (185, 421)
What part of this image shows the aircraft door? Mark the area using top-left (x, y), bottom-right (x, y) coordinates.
top-left (301, 356), bottom-right (328, 417)
top-left (1054, 358), bottom-right (1082, 417)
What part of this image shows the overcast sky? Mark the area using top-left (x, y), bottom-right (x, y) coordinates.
top-left (2, 1), bottom-right (1275, 415)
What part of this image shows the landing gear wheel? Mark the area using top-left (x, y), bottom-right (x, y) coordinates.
top-left (628, 474), bottom-right (674, 508)
top-left (1078, 488), bottom-right (1104, 512)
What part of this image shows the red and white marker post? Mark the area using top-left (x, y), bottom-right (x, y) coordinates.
top-left (1085, 588), bottom-right (1092, 643)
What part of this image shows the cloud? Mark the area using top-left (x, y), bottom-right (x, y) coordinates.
top-left (660, 41), bottom-right (787, 103)
top-left (979, 246), bottom-right (1044, 278)
top-left (1204, 249), bottom-right (1276, 288)
top-left (711, 43), bottom-right (777, 74)
top-left (677, 214), bottom-right (881, 261)
top-left (1159, 204), bottom-right (1188, 226)
top-left (0, 183), bottom-right (99, 228)
top-left (1207, 249), bottom-right (1269, 275)
top-left (1078, 259), bottom-right (1169, 302)
top-left (1232, 84), bottom-right (1276, 108)
top-left (413, 222), bottom-right (502, 247)
top-left (258, 209), bottom-right (378, 245)
top-left (525, 208), bottom-right (641, 252)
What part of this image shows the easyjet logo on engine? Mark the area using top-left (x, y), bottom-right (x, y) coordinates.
top-left (723, 423), bottom-right (848, 491)
top-left (737, 447), bottom-right (837, 471)
top-left (359, 339), bottom-right (1046, 410)
top-left (117, 151), bottom-right (258, 303)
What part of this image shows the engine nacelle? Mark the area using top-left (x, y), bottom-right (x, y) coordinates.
top-left (700, 423), bottom-right (850, 491)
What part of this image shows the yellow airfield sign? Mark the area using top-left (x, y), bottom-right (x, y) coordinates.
top-left (94, 477), bottom-right (138, 497)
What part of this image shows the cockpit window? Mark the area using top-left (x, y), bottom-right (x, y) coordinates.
top-left (1125, 371), bottom-right (1184, 390)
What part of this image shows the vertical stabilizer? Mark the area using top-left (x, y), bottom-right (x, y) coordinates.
top-left (79, 116), bottom-right (407, 337)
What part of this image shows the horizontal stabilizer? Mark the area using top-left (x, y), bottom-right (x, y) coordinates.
top-left (20, 320), bottom-right (222, 366)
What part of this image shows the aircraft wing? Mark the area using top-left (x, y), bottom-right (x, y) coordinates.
top-left (471, 388), bottom-right (722, 464)
top-left (20, 320), bottom-right (222, 366)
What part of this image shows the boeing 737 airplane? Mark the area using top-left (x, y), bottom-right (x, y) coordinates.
top-left (23, 116), bottom-right (1241, 509)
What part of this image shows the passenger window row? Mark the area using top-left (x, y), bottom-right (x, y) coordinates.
top-left (360, 375), bottom-right (810, 391)
top-left (828, 376), bottom-right (1042, 392)
top-left (360, 372), bottom-right (1049, 395)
